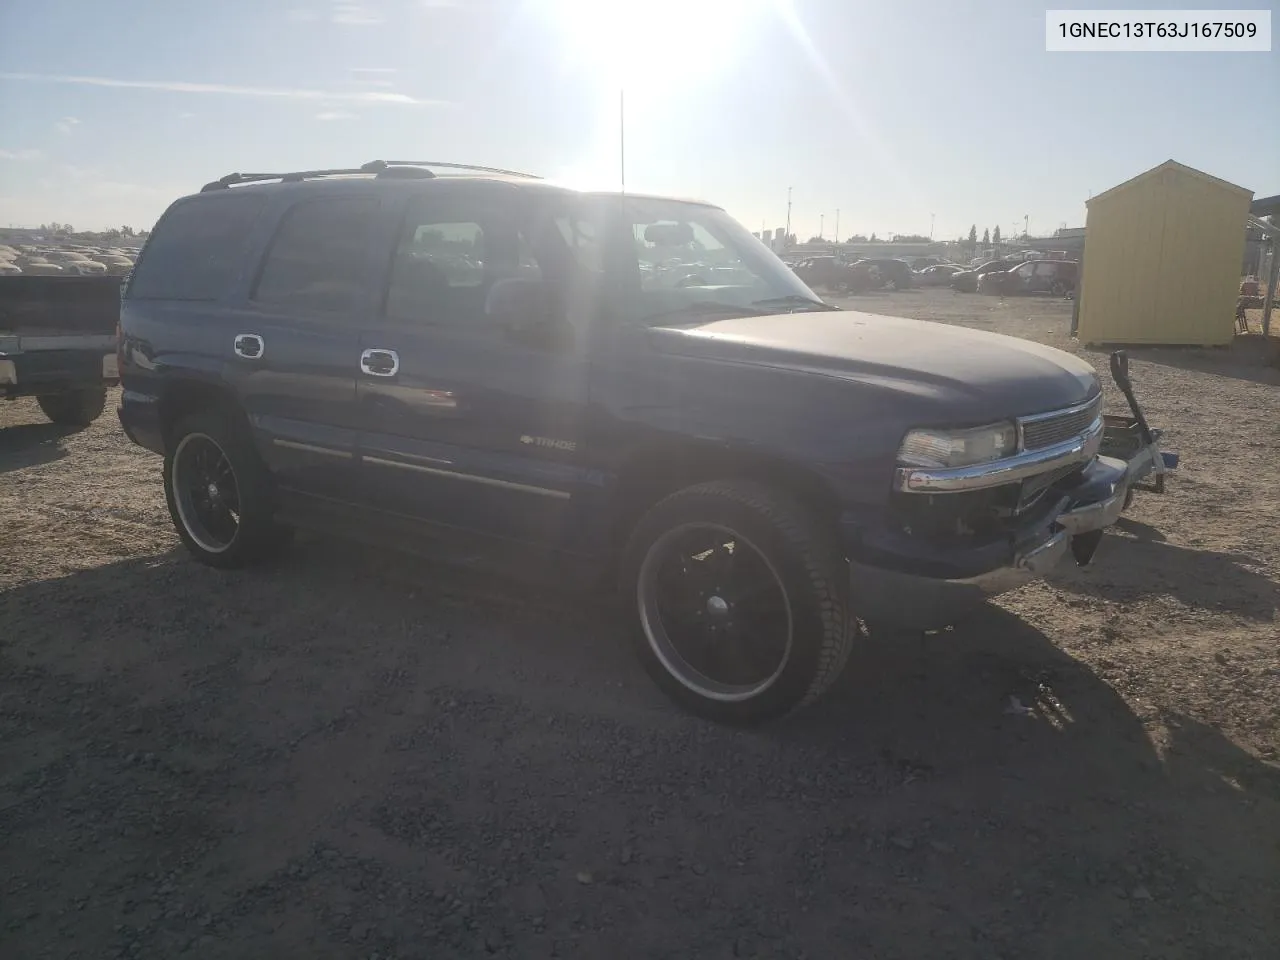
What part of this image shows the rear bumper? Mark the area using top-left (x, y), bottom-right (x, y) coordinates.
top-left (117, 389), bottom-right (165, 455)
top-left (0, 349), bottom-right (118, 398)
top-left (847, 455), bottom-right (1128, 630)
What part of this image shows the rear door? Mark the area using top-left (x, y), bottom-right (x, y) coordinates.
top-left (354, 183), bottom-right (596, 546)
top-left (227, 191), bottom-right (380, 501)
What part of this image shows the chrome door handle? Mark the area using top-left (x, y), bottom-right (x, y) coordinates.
top-left (233, 333), bottom-right (264, 360)
top-left (360, 348), bottom-right (399, 377)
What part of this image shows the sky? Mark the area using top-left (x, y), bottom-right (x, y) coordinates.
top-left (0, 1), bottom-right (1276, 239)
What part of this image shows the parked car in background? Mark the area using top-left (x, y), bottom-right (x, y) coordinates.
top-left (790, 255), bottom-right (848, 290)
top-left (979, 259), bottom-right (1078, 297)
top-left (950, 259), bottom-right (1015, 293)
top-left (846, 258), bottom-right (913, 292)
top-left (914, 264), bottom-right (965, 287)
top-left (908, 256), bottom-right (948, 270)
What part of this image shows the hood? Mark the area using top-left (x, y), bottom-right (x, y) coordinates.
top-left (648, 310), bottom-right (1100, 423)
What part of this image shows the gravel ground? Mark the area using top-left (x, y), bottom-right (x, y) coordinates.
top-left (3, 288), bottom-right (1278, 960)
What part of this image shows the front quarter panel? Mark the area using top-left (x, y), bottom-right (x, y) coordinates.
top-left (665, 352), bottom-right (909, 507)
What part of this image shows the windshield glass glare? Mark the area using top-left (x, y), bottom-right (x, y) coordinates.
top-left (609, 197), bottom-right (822, 324)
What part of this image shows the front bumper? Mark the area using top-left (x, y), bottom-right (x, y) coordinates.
top-left (848, 455), bottom-right (1128, 629)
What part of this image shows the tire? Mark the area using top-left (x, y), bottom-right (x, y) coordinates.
top-left (163, 409), bottom-right (289, 569)
top-left (37, 388), bottom-right (106, 426)
top-left (620, 480), bottom-right (852, 724)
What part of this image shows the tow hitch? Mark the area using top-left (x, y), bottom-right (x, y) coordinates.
top-left (1071, 529), bottom-right (1104, 565)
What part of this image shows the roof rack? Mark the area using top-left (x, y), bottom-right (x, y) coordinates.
top-left (363, 160), bottom-right (542, 179)
top-left (200, 168), bottom-right (371, 192)
top-left (200, 160), bottom-right (540, 192)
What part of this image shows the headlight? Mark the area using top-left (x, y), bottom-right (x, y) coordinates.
top-left (898, 421), bottom-right (1018, 469)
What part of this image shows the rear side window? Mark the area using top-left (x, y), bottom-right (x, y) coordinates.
top-left (128, 195), bottom-right (264, 300)
top-left (253, 197), bottom-right (376, 313)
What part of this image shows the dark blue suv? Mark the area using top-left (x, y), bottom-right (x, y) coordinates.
top-left (119, 161), bottom-right (1128, 723)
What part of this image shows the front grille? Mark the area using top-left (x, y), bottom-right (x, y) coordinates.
top-left (1019, 396), bottom-right (1101, 450)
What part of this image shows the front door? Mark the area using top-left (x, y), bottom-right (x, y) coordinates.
top-left (355, 183), bottom-right (599, 547)
top-left (1009, 262), bottom-right (1035, 293)
top-left (228, 191), bottom-right (381, 502)
top-left (1031, 261), bottom-right (1059, 294)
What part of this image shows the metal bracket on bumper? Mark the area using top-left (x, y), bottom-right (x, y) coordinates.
top-left (850, 456), bottom-right (1128, 630)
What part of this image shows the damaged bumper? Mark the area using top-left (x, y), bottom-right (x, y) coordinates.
top-left (847, 455), bottom-right (1128, 630)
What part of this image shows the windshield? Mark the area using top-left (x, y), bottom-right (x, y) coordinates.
top-left (602, 197), bottom-right (825, 324)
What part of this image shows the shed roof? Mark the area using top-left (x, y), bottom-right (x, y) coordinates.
top-left (1086, 159), bottom-right (1253, 208)
top-left (1251, 193), bottom-right (1280, 218)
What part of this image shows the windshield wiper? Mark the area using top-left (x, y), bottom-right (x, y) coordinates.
top-left (642, 301), bottom-right (771, 326)
top-left (750, 294), bottom-right (838, 312)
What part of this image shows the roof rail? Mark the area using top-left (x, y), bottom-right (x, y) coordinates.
top-left (198, 160), bottom-right (539, 193)
top-left (361, 160), bottom-right (542, 179)
top-left (200, 168), bottom-right (368, 192)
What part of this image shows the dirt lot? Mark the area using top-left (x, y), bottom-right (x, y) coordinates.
top-left (2, 288), bottom-right (1278, 960)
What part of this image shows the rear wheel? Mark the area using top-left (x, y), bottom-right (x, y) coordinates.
top-left (37, 388), bottom-right (106, 426)
top-left (164, 410), bottom-right (290, 568)
top-left (621, 480), bottom-right (852, 724)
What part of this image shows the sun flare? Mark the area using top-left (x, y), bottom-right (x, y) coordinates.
top-left (544, 0), bottom-right (765, 90)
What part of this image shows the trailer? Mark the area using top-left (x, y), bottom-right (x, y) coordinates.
top-left (0, 275), bottom-right (122, 425)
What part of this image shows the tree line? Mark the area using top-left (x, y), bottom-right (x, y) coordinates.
top-left (964, 225), bottom-right (1003, 247)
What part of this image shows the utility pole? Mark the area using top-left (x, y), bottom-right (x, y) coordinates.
top-left (1024, 213), bottom-right (1029, 238)
top-left (819, 213), bottom-right (824, 240)
top-left (834, 209), bottom-right (840, 245)
top-left (785, 187), bottom-right (792, 246)
top-left (930, 212), bottom-right (935, 240)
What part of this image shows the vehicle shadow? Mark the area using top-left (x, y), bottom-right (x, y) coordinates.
top-left (3, 547), bottom-right (1277, 958)
top-left (769, 604), bottom-right (1279, 953)
top-left (1047, 534), bottom-right (1278, 621)
top-left (1113, 515), bottom-right (1168, 542)
top-left (0, 421), bottom-right (75, 473)
top-left (1102, 339), bottom-right (1280, 387)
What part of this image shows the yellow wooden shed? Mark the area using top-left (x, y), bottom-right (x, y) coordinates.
top-left (1076, 160), bottom-right (1253, 346)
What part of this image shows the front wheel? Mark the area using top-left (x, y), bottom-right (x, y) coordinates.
top-left (620, 480), bottom-right (853, 724)
top-left (164, 410), bottom-right (290, 568)
top-left (37, 388), bottom-right (106, 426)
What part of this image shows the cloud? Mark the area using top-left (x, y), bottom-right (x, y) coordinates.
top-left (331, 2), bottom-right (383, 24)
top-left (0, 72), bottom-right (445, 106)
top-left (177, 111), bottom-right (196, 120)
top-left (316, 110), bottom-right (357, 121)
top-left (55, 116), bottom-right (80, 134)
top-left (0, 147), bottom-right (42, 161)
top-left (349, 66), bottom-right (395, 88)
